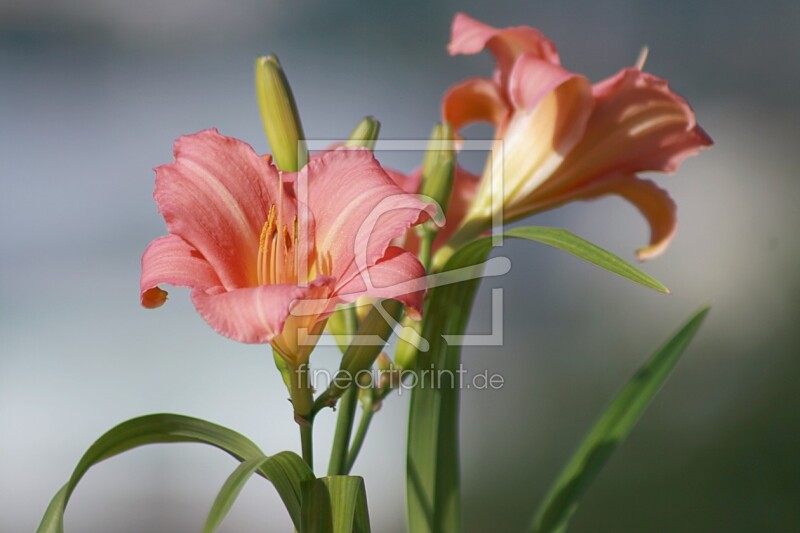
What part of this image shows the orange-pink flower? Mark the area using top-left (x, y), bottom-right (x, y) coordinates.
top-left (140, 129), bottom-right (433, 363)
top-left (443, 13), bottom-right (713, 259)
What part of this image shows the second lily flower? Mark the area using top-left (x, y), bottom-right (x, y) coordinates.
top-left (442, 13), bottom-right (712, 260)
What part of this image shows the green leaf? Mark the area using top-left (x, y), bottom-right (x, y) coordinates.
top-left (503, 227), bottom-right (669, 293)
top-left (301, 476), bottom-right (371, 533)
top-left (203, 451), bottom-right (312, 533)
top-left (530, 306), bottom-right (710, 533)
top-left (37, 414), bottom-right (312, 532)
top-left (406, 240), bottom-right (492, 532)
top-left (406, 227), bottom-right (672, 532)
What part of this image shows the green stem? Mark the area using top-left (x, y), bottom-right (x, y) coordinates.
top-left (289, 363), bottom-right (314, 470)
top-left (343, 305), bottom-right (359, 346)
top-left (327, 386), bottom-right (358, 475)
top-left (345, 393), bottom-right (375, 474)
top-left (310, 299), bottom-right (403, 417)
top-left (431, 217), bottom-right (488, 272)
top-left (300, 423), bottom-right (314, 471)
top-left (418, 229), bottom-right (435, 273)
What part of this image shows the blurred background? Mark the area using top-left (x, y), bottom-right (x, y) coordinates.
top-left (1, 0), bottom-right (798, 531)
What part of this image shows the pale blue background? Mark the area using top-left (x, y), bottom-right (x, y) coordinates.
top-left (2, 1), bottom-right (799, 531)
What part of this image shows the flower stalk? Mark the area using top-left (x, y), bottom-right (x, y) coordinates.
top-left (346, 390), bottom-right (375, 473)
top-left (289, 362), bottom-right (315, 468)
top-left (327, 386), bottom-right (358, 475)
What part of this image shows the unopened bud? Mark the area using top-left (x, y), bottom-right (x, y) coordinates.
top-left (255, 55), bottom-right (307, 171)
top-left (394, 315), bottom-right (422, 371)
top-left (344, 116), bottom-right (381, 151)
top-left (326, 307), bottom-right (353, 354)
top-left (420, 122), bottom-right (456, 224)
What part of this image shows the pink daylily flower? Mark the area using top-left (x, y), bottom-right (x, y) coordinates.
top-left (140, 129), bottom-right (433, 364)
top-left (443, 13), bottom-right (713, 259)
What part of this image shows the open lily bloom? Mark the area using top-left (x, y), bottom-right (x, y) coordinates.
top-left (140, 129), bottom-right (432, 364)
top-left (444, 13), bottom-right (712, 259)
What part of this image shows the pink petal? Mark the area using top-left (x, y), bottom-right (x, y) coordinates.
top-left (190, 277), bottom-right (333, 345)
top-left (478, 56), bottom-right (592, 220)
top-left (535, 68), bottom-right (712, 199)
top-left (442, 77), bottom-right (511, 133)
top-left (293, 149), bottom-right (436, 283)
top-left (449, 13), bottom-right (560, 89)
top-left (140, 235), bottom-right (221, 308)
top-left (617, 177), bottom-right (679, 261)
top-left (508, 55), bottom-right (589, 112)
top-left (154, 129), bottom-right (283, 290)
top-left (385, 167), bottom-right (422, 194)
top-left (535, 175), bottom-right (678, 260)
top-left (335, 247), bottom-right (427, 319)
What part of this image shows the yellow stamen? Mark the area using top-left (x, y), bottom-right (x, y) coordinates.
top-left (257, 204), bottom-right (278, 285)
top-left (257, 204), bottom-right (311, 286)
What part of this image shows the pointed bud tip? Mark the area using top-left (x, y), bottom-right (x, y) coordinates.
top-left (420, 121), bottom-right (456, 220)
top-left (345, 116), bottom-right (381, 150)
top-left (255, 54), bottom-right (307, 171)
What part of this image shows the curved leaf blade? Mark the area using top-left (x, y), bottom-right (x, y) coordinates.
top-left (504, 227), bottom-right (669, 293)
top-left (406, 227), bottom-right (669, 532)
top-left (203, 451), bottom-right (312, 533)
top-left (530, 306), bottom-right (710, 532)
top-left (37, 414), bottom-right (310, 532)
top-left (301, 476), bottom-right (371, 533)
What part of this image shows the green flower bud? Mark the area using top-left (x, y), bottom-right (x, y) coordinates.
top-left (345, 116), bottom-right (381, 151)
top-left (420, 122), bottom-right (456, 222)
top-left (394, 315), bottom-right (423, 371)
top-left (255, 55), bottom-right (307, 171)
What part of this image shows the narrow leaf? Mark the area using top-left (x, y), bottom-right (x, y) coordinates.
top-left (504, 227), bottom-right (669, 293)
top-left (37, 414), bottom-right (312, 532)
top-left (530, 306), bottom-right (710, 532)
top-left (204, 456), bottom-right (272, 533)
top-left (301, 476), bottom-right (371, 533)
top-left (203, 451), bottom-right (311, 533)
top-left (407, 241), bottom-right (491, 532)
top-left (406, 227), bottom-right (671, 532)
